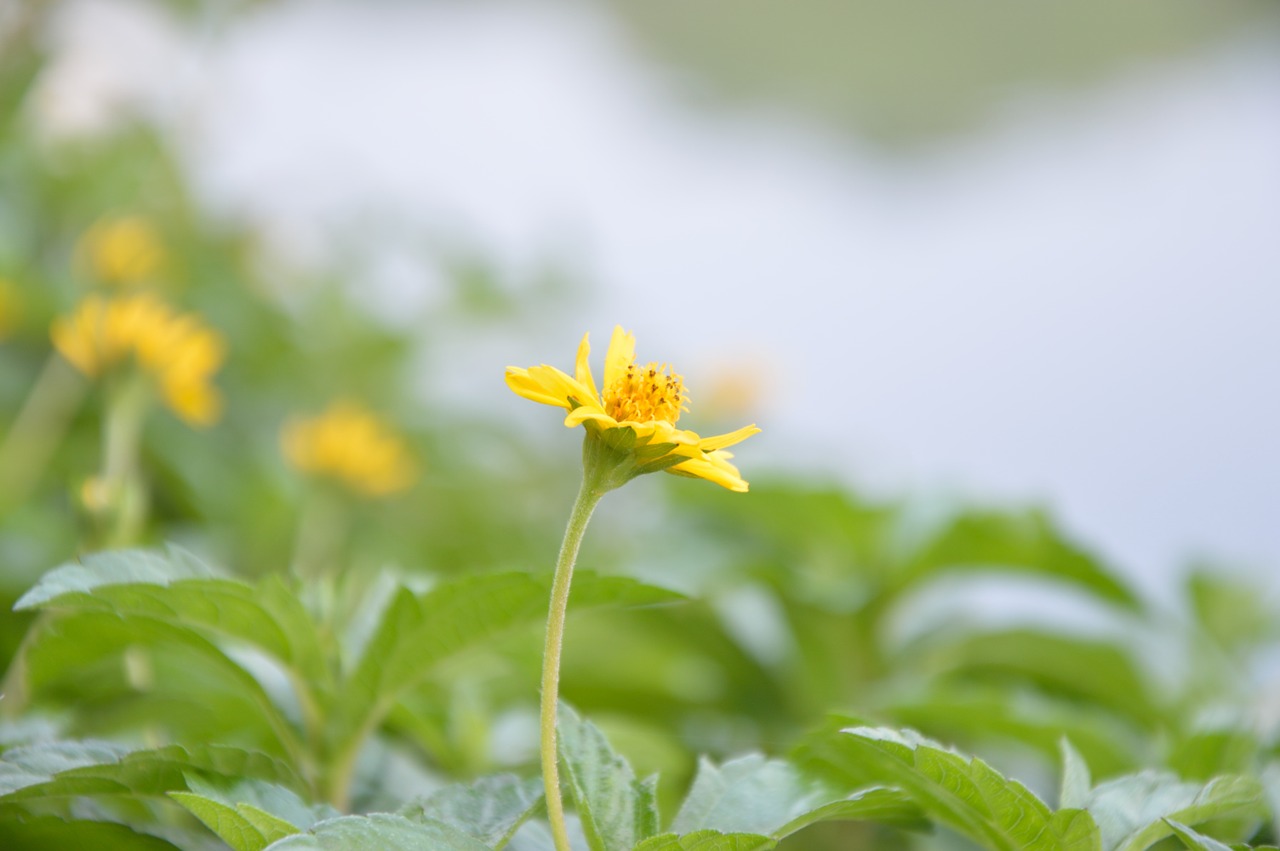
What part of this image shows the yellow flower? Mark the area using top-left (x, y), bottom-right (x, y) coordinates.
top-left (281, 401), bottom-right (416, 497)
top-left (78, 216), bottom-right (165, 286)
top-left (506, 326), bottom-right (760, 492)
top-left (50, 293), bottom-right (225, 426)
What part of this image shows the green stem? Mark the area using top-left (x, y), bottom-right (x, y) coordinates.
top-left (102, 375), bottom-right (152, 547)
top-left (541, 448), bottom-right (610, 851)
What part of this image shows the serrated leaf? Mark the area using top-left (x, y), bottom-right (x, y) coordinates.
top-left (183, 773), bottom-right (336, 831)
top-left (803, 725), bottom-right (1100, 851)
top-left (264, 813), bottom-right (492, 850)
top-left (0, 740), bottom-right (132, 797)
top-left (898, 509), bottom-right (1140, 610)
top-left (1164, 820), bottom-right (1236, 851)
top-left (173, 773), bottom-right (333, 848)
top-left (14, 546), bottom-right (219, 609)
top-left (1060, 739), bottom-right (1093, 810)
top-left (670, 754), bottom-right (923, 839)
top-left (16, 548), bottom-right (327, 686)
top-left (240, 805), bottom-right (305, 845)
top-left (1082, 771), bottom-right (1265, 851)
top-left (559, 703), bottom-right (659, 851)
top-left (0, 814), bottom-right (182, 850)
top-left (328, 572), bottom-right (682, 783)
top-left (0, 741), bottom-right (304, 804)
top-left (401, 774), bottom-right (544, 849)
top-left (772, 788), bottom-right (927, 838)
top-left (633, 830), bottom-right (777, 851)
top-left (169, 791), bottom-right (271, 851)
top-left (1050, 809), bottom-right (1103, 851)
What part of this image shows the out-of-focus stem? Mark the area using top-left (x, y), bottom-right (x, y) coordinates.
top-left (0, 355), bottom-right (87, 516)
top-left (101, 374), bottom-right (151, 547)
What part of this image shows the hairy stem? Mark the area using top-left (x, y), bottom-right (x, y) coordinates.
top-left (540, 474), bottom-right (605, 851)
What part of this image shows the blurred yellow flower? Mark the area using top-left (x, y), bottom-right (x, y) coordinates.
top-left (78, 216), bottom-right (165, 286)
top-left (79, 475), bottom-right (112, 513)
top-left (281, 401), bottom-right (416, 497)
top-left (506, 326), bottom-right (759, 492)
top-left (0, 278), bottom-right (20, 340)
top-left (50, 293), bottom-right (225, 426)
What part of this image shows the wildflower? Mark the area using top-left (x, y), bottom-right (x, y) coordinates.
top-left (281, 401), bottom-right (416, 497)
top-left (510, 328), bottom-right (760, 851)
top-left (78, 216), bottom-right (165, 286)
top-left (50, 293), bottom-right (225, 426)
top-left (506, 326), bottom-right (759, 492)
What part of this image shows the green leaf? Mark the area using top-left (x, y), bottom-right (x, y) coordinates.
top-left (898, 509), bottom-right (1140, 610)
top-left (329, 572), bottom-right (682, 773)
top-left (670, 754), bottom-right (923, 839)
top-left (14, 546), bottom-right (218, 609)
top-left (240, 806), bottom-right (305, 846)
top-left (14, 611), bottom-right (302, 758)
top-left (400, 774), bottom-right (544, 849)
top-left (16, 548), bottom-right (327, 686)
top-left (558, 703), bottom-right (660, 851)
top-left (1050, 810), bottom-right (1103, 851)
top-left (633, 830), bottom-right (777, 851)
top-left (909, 629), bottom-right (1158, 726)
top-left (1081, 771), bottom-right (1265, 851)
top-left (0, 740), bottom-right (132, 797)
top-left (1163, 820), bottom-right (1236, 851)
top-left (1060, 738), bottom-right (1093, 810)
top-left (0, 814), bottom-right (182, 850)
top-left (169, 791), bottom-right (273, 851)
top-left (1186, 569), bottom-right (1276, 652)
top-left (168, 774), bottom-right (334, 849)
top-left (882, 686), bottom-right (1141, 778)
top-left (1169, 730), bottom-right (1260, 781)
top-left (0, 740), bottom-right (304, 804)
top-left (182, 773), bottom-right (336, 832)
top-left (264, 813), bottom-right (493, 850)
top-left (801, 725), bottom-right (1100, 851)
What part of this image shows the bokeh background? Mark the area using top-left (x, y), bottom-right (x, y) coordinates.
top-left (21, 0), bottom-right (1278, 596)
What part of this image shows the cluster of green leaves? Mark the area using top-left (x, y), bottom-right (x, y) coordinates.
top-left (2, 529), bottom-right (1278, 850)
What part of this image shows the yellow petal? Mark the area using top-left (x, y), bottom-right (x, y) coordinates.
top-left (526, 365), bottom-right (597, 408)
top-left (563, 406), bottom-right (616, 429)
top-left (698, 424), bottom-right (761, 452)
top-left (506, 367), bottom-right (571, 408)
top-left (602, 325), bottom-right (635, 391)
top-left (667, 451), bottom-right (749, 492)
top-left (574, 332), bottom-right (600, 404)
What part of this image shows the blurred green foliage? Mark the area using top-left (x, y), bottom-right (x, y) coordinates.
top-left (2, 2), bottom-right (1279, 849)
top-left (606, 0), bottom-right (1280, 145)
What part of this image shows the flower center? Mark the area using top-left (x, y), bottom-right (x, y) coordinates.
top-left (605, 361), bottom-right (687, 424)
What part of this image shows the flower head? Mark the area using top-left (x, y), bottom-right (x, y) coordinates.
top-left (281, 401), bottom-right (416, 497)
top-left (506, 326), bottom-right (759, 492)
top-left (50, 293), bottom-right (225, 426)
top-left (78, 216), bottom-right (166, 286)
